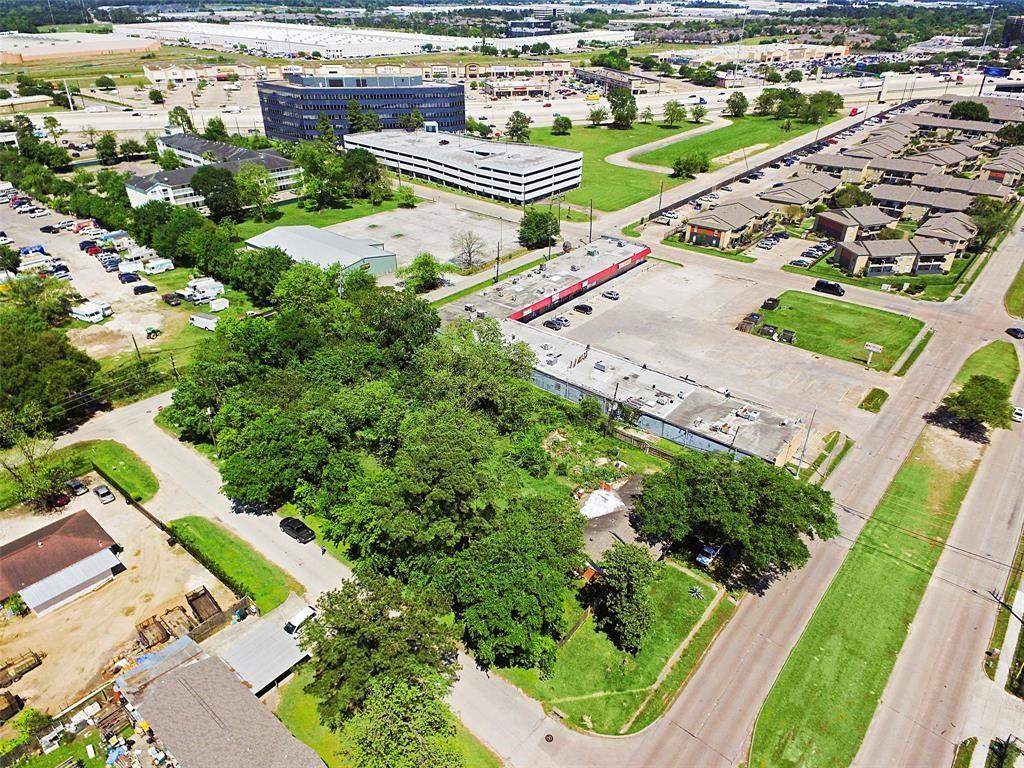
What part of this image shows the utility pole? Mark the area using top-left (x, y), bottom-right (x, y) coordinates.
top-left (657, 180), bottom-right (664, 211)
top-left (131, 333), bottom-right (142, 363)
top-left (797, 408), bottom-right (816, 478)
top-left (63, 80), bottom-right (75, 112)
top-left (169, 352), bottom-right (179, 380)
top-left (588, 198), bottom-right (593, 242)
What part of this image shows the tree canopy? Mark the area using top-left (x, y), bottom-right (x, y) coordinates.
top-left (942, 374), bottom-right (1014, 430)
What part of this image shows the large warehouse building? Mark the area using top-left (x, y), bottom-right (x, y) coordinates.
top-left (258, 74), bottom-right (465, 141)
top-left (115, 21), bottom-right (634, 59)
top-left (343, 129), bottom-right (582, 205)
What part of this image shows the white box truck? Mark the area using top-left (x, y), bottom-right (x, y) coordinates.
top-left (143, 257), bottom-right (174, 275)
top-left (189, 312), bottom-right (219, 332)
top-left (208, 297), bottom-right (229, 312)
top-left (70, 302), bottom-right (105, 324)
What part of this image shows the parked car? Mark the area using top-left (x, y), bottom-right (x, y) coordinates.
top-left (133, 284), bottom-right (158, 295)
top-left (542, 319), bottom-right (562, 330)
top-left (283, 605), bottom-right (317, 635)
top-left (789, 259), bottom-right (810, 268)
top-left (812, 279), bottom-right (845, 297)
top-left (279, 516), bottom-right (316, 544)
top-left (66, 477), bottom-right (88, 496)
top-left (1014, 407), bottom-right (1024, 423)
top-left (94, 484), bottom-right (116, 504)
top-left (47, 492), bottom-right (71, 509)
top-left (162, 292), bottom-right (182, 307)
top-left (574, 303), bottom-right (593, 315)
top-left (118, 272), bottom-right (141, 284)
top-left (601, 290), bottom-right (620, 300)
top-left (553, 315), bottom-right (571, 328)
top-left (1007, 327), bottom-right (1024, 339)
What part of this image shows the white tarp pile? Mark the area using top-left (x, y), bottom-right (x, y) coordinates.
top-left (580, 489), bottom-right (626, 520)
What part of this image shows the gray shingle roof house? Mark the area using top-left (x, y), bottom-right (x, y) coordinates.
top-left (756, 173), bottom-right (841, 208)
top-left (683, 198), bottom-right (774, 250)
top-left (915, 211), bottom-right (978, 252)
top-left (116, 638), bottom-right (325, 768)
top-left (911, 173), bottom-right (1012, 200)
top-left (836, 236), bottom-right (957, 276)
top-left (814, 206), bottom-right (896, 241)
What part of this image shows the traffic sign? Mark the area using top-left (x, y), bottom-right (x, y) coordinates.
top-left (864, 341), bottom-right (884, 367)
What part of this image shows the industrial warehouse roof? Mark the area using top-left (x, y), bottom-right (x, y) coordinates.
top-left (246, 225), bottom-right (395, 269)
top-left (343, 130), bottom-right (582, 175)
top-left (117, 639), bottom-right (324, 768)
top-left (0, 510), bottom-right (115, 598)
top-left (816, 205), bottom-right (895, 228)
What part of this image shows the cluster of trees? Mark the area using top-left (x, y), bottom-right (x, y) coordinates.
top-left (465, 116), bottom-right (493, 138)
top-left (754, 88), bottom-right (844, 124)
top-left (967, 196), bottom-right (1007, 248)
top-left (662, 100), bottom-right (707, 127)
top-left (591, 47), bottom-right (631, 71)
top-left (518, 208), bottom-right (560, 248)
top-left (672, 152), bottom-right (711, 179)
top-left (678, 65), bottom-right (721, 87)
top-left (505, 110), bottom-right (532, 142)
top-left (949, 100), bottom-right (990, 122)
top-left (635, 451), bottom-right (838, 586)
top-left (10, 74), bottom-right (77, 109)
top-left (941, 375), bottom-right (1015, 431)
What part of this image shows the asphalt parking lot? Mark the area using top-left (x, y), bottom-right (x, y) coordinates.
top-left (538, 260), bottom-right (888, 439)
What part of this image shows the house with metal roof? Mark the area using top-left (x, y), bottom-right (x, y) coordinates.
top-left (0, 510), bottom-right (121, 614)
top-left (835, 236), bottom-right (957, 277)
top-left (246, 225), bottom-right (397, 276)
top-left (682, 198), bottom-right (774, 250)
top-left (756, 173), bottom-right (841, 211)
top-left (814, 206), bottom-right (897, 242)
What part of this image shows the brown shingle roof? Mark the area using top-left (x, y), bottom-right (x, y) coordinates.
top-left (0, 510), bottom-right (115, 597)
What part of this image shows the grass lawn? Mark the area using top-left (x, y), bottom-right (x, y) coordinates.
top-left (234, 199), bottom-right (403, 240)
top-left (0, 439), bottom-right (157, 510)
top-left (953, 738), bottom-right (978, 768)
top-left (953, 340), bottom-right (1020, 387)
top-left (499, 565), bottom-right (714, 734)
top-left (783, 254), bottom-right (976, 303)
top-left (662, 235), bottom-right (756, 263)
top-left (755, 290), bottom-right (924, 371)
top-left (12, 728), bottom-right (107, 768)
top-left (750, 341), bottom-right (1019, 768)
top-left (858, 388), bottom-right (889, 413)
top-left (632, 115), bottom-right (840, 171)
top-left (167, 515), bottom-right (302, 613)
top-left (277, 665), bottom-right (502, 768)
top-left (1005, 263), bottom-right (1024, 320)
top-left (528, 122), bottom-right (699, 211)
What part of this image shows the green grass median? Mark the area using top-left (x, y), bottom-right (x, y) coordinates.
top-left (755, 291), bottom-right (924, 371)
top-left (167, 516), bottom-right (302, 613)
top-left (750, 341), bottom-right (1020, 768)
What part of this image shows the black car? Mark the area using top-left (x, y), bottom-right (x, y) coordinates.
top-left (66, 477), bottom-right (88, 496)
top-left (162, 292), bottom-right (182, 307)
top-left (280, 516), bottom-right (316, 544)
top-left (812, 279), bottom-right (845, 297)
top-left (1008, 327), bottom-right (1024, 339)
top-left (119, 272), bottom-right (141, 284)
top-left (574, 303), bottom-right (593, 315)
top-left (39, 224), bottom-right (57, 233)
top-left (133, 284), bottom-right (158, 295)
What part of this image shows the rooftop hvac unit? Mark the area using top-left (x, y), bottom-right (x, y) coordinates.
top-left (586, 248), bottom-right (598, 256)
top-left (594, 360), bottom-right (606, 372)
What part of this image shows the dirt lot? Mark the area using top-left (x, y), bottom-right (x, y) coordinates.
top-left (0, 477), bottom-right (234, 713)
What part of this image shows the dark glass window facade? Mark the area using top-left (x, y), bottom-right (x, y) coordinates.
top-left (256, 77), bottom-right (466, 143)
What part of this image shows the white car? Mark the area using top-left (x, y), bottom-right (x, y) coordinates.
top-left (29, 210), bottom-right (49, 218)
top-left (1013, 407), bottom-right (1024, 423)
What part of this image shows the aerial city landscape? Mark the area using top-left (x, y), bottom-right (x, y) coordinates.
top-left (4, 0), bottom-right (1024, 766)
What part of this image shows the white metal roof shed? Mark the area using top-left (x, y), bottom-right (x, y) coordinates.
top-left (218, 619), bottom-right (308, 696)
top-left (20, 548), bottom-right (121, 615)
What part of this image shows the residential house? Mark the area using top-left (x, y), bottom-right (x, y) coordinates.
top-left (983, 146), bottom-right (1024, 186)
top-left (865, 156), bottom-right (941, 185)
top-left (682, 198), bottom-right (774, 250)
top-left (914, 211), bottom-right (978, 254)
top-left (905, 142), bottom-right (982, 173)
top-left (843, 135), bottom-right (911, 160)
top-left (800, 153), bottom-right (869, 183)
top-left (911, 173), bottom-right (1012, 201)
top-left (922, 95), bottom-right (1024, 125)
top-left (755, 173), bottom-right (841, 213)
top-left (835, 236), bottom-right (957, 276)
top-left (814, 206), bottom-right (897, 242)
top-left (900, 114), bottom-right (999, 140)
top-left (869, 184), bottom-right (973, 219)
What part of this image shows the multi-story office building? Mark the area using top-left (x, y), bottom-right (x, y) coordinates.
top-left (125, 135), bottom-right (299, 209)
top-left (342, 130), bottom-right (582, 205)
top-left (1004, 16), bottom-right (1024, 46)
top-left (256, 74), bottom-right (465, 142)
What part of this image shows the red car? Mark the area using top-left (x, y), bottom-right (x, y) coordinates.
top-left (543, 102), bottom-right (552, 107)
top-left (86, 246), bottom-right (100, 255)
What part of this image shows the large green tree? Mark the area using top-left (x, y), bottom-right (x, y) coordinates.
top-left (942, 374), bottom-right (1014, 430)
top-left (505, 110), bottom-right (532, 142)
top-left (635, 451), bottom-right (838, 583)
top-left (608, 87), bottom-right (638, 129)
top-left (191, 164), bottom-right (242, 222)
top-left (301, 572), bottom-right (458, 727)
top-left (518, 208), bottom-right (559, 249)
top-left (950, 100), bottom-right (989, 122)
top-left (594, 543), bottom-right (657, 654)
top-left (726, 91), bottom-right (749, 118)
top-left (397, 251), bottom-right (447, 294)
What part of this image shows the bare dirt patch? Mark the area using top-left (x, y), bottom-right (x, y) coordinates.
top-left (0, 483), bottom-right (233, 713)
top-left (919, 425), bottom-right (983, 473)
top-left (713, 142), bottom-right (769, 166)
top-left (67, 308), bottom-right (167, 359)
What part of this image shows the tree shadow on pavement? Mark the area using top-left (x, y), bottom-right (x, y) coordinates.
top-left (923, 407), bottom-right (991, 444)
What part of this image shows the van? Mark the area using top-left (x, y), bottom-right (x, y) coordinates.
top-left (283, 605), bottom-right (317, 635)
top-left (92, 300), bottom-right (113, 317)
top-left (189, 312), bottom-right (219, 332)
top-left (70, 302), bottom-right (105, 324)
top-left (812, 279), bottom-right (845, 297)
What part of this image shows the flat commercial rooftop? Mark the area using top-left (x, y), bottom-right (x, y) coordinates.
top-left (0, 32), bottom-right (158, 63)
top-left (344, 130), bottom-right (582, 176)
top-left (505, 320), bottom-right (802, 463)
top-left (438, 235), bottom-right (649, 324)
